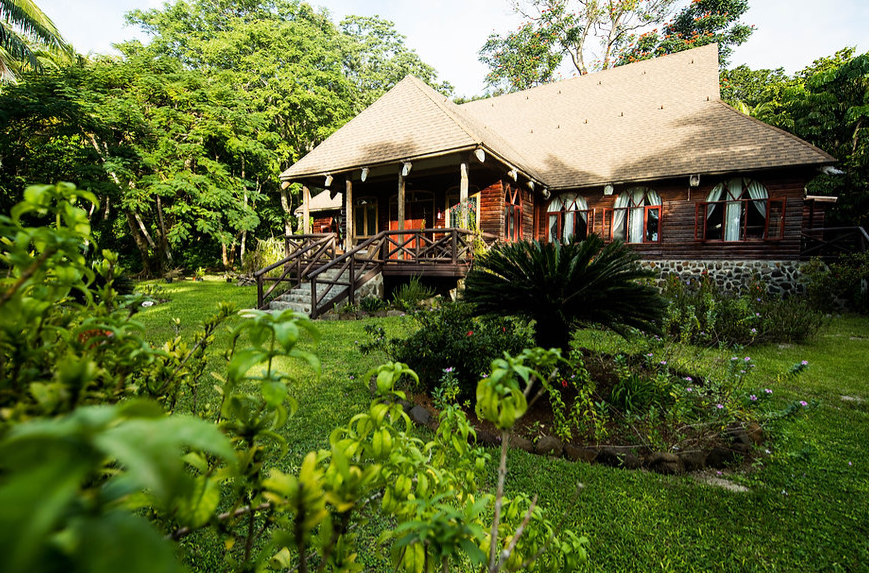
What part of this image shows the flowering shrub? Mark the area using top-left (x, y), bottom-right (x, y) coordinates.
top-left (360, 302), bottom-right (533, 398)
top-left (803, 253), bottom-right (869, 314)
top-left (661, 274), bottom-right (825, 346)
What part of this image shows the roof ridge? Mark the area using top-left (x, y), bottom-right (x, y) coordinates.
top-left (405, 76), bottom-right (548, 182)
top-left (714, 100), bottom-right (836, 163)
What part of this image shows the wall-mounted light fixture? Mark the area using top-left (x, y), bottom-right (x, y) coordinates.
top-left (526, 181), bottom-right (535, 191)
top-left (474, 148), bottom-right (486, 163)
top-left (604, 184), bottom-right (614, 196)
top-left (689, 174), bottom-right (701, 187)
top-left (281, 181), bottom-right (291, 190)
top-left (508, 168), bottom-right (518, 182)
top-left (401, 162), bottom-right (412, 177)
top-left (542, 188), bottom-right (551, 200)
top-left (360, 167), bottom-right (369, 182)
top-left (324, 174), bottom-right (333, 187)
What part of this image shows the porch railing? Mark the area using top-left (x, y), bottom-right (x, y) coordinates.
top-left (255, 233), bottom-right (338, 309)
top-left (255, 228), bottom-right (497, 317)
top-left (801, 226), bottom-right (869, 260)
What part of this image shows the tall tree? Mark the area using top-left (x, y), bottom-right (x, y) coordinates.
top-left (479, 0), bottom-right (679, 92)
top-left (617, 0), bottom-right (753, 66)
top-left (0, 0), bottom-right (72, 81)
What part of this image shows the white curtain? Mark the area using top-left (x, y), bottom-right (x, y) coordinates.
top-left (706, 184), bottom-right (724, 218)
top-left (746, 179), bottom-right (768, 217)
top-left (612, 192), bottom-right (630, 240)
top-left (625, 188), bottom-right (660, 243)
top-left (547, 194), bottom-right (587, 242)
top-left (724, 178), bottom-right (743, 242)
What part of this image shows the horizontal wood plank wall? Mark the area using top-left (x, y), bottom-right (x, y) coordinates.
top-left (480, 180), bottom-right (505, 237)
top-left (534, 169), bottom-right (816, 261)
top-left (522, 187), bottom-right (535, 239)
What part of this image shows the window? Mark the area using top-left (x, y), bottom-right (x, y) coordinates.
top-left (696, 178), bottom-right (784, 241)
top-left (354, 197), bottom-right (377, 238)
top-left (504, 184), bottom-right (523, 242)
top-left (547, 193), bottom-right (591, 242)
top-left (610, 187), bottom-right (661, 243)
top-left (445, 189), bottom-right (480, 230)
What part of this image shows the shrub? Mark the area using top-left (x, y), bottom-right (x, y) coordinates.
top-left (391, 275), bottom-right (435, 310)
top-left (803, 253), bottom-right (869, 313)
top-left (661, 274), bottom-right (825, 346)
top-left (463, 236), bottom-right (666, 351)
top-left (360, 302), bottom-right (533, 398)
top-left (359, 295), bottom-right (388, 312)
top-left (240, 236), bottom-right (286, 278)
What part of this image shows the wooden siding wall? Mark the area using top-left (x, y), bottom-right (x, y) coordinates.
top-left (479, 181), bottom-right (504, 237)
top-left (534, 170), bottom-right (815, 261)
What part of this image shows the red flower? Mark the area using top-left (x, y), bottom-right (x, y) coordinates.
top-left (467, 331), bottom-right (473, 336)
top-left (561, 380), bottom-right (568, 388)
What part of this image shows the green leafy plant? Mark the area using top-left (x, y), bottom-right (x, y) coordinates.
top-left (391, 275), bottom-right (435, 310)
top-left (803, 253), bottom-right (869, 314)
top-left (359, 295), bottom-right (388, 313)
top-left (359, 302), bottom-right (533, 398)
top-left (463, 235), bottom-right (666, 351)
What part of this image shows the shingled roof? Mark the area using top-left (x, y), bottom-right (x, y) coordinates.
top-left (281, 44), bottom-right (834, 189)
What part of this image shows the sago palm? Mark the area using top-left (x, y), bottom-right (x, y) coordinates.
top-left (463, 234), bottom-right (665, 351)
top-left (0, 0), bottom-right (72, 81)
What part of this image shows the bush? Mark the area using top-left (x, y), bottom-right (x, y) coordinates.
top-left (803, 253), bottom-right (869, 313)
top-left (661, 274), bottom-right (825, 346)
top-left (360, 302), bottom-right (533, 398)
top-left (391, 275), bottom-right (435, 310)
top-left (240, 236), bottom-right (286, 277)
top-left (359, 295), bottom-right (388, 313)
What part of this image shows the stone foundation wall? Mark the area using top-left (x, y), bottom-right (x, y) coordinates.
top-left (642, 260), bottom-right (810, 296)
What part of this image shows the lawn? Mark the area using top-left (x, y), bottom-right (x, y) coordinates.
top-left (136, 279), bottom-right (869, 572)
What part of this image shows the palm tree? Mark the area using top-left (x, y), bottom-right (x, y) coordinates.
top-left (463, 235), bottom-right (665, 351)
top-left (1, 0), bottom-right (73, 81)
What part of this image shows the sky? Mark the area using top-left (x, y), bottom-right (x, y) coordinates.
top-left (38, 0), bottom-right (869, 99)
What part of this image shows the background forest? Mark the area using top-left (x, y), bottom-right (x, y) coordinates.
top-left (1, 0), bottom-right (867, 277)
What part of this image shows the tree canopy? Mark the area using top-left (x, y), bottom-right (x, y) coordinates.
top-left (479, 0), bottom-right (753, 93)
top-left (0, 0), bottom-right (451, 275)
top-left (0, 0), bottom-right (73, 80)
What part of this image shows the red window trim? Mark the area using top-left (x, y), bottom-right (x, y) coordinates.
top-left (602, 206), bottom-right (662, 244)
top-left (694, 198), bottom-right (786, 242)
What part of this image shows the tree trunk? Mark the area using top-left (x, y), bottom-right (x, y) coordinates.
top-left (125, 210), bottom-right (154, 276)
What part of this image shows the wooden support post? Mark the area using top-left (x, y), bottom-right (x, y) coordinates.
top-left (460, 160), bottom-right (469, 229)
top-left (398, 168), bottom-right (406, 257)
top-left (302, 185), bottom-right (311, 235)
top-left (345, 177), bottom-right (353, 251)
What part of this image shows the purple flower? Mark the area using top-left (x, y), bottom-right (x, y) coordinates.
top-left (684, 376), bottom-right (693, 382)
top-left (799, 400), bottom-right (808, 407)
top-left (744, 357), bottom-right (751, 362)
top-left (764, 388), bottom-right (773, 394)
top-left (750, 395), bottom-right (757, 401)
top-left (660, 360), bottom-right (667, 366)
top-left (349, 375), bottom-right (355, 380)
top-left (686, 388), bottom-right (693, 392)
top-left (740, 370), bottom-right (746, 374)
top-left (750, 328), bottom-right (757, 334)
top-left (848, 461), bottom-right (853, 466)
top-left (716, 404), bottom-right (724, 409)
top-left (646, 353), bottom-right (653, 358)
top-left (444, 367), bottom-right (454, 373)
top-left (801, 360), bottom-right (809, 366)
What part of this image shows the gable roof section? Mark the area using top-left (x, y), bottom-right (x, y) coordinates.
top-left (281, 76), bottom-right (542, 182)
top-left (283, 44), bottom-right (834, 189)
top-left (460, 43), bottom-right (834, 190)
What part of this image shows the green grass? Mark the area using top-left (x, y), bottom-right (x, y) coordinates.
top-left (136, 281), bottom-right (869, 572)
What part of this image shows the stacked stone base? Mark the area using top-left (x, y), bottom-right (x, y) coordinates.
top-left (642, 259), bottom-right (809, 296)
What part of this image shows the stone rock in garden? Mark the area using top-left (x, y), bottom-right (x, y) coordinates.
top-left (320, 313), bottom-right (340, 321)
top-left (706, 446), bottom-right (737, 469)
top-left (596, 448), bottom-right (625, 468)
top-left (622, 452), bottom-right (643, 470)
top-left (564, 444), bottom-right (598, 464)
top-left (386, 310), bottom-right (405, 317)
top-left (535, 435), bottom-right (563, 458)
top-left (745, 421), bottom-right (764, 445)
top-left (725, 423), bottom-right (752, 446)
top-left (508, 434), bottom-right (534, 453)
top-left (373, 310), bottom-right (389, 318)
top-left (397, 398), bottom-right (414, 412)
top-left (678, 450), bottom-right (708, 472)
top-left (473, 429), bottom-right (501, 447)
top-left (409, 405), bottom-right (431, 426)
top-left (647, 452), bottom-right (683, 475)
top-left (338, 312), bottom-right (356, 321)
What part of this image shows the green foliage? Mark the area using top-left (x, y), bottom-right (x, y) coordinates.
top-left (618, 0), bottom-right (754, 67)
top-left (241, 236), bottom-right (287, 278)
top-left (358, 295), bottom-right (388, 313)
top-left (391, 275), bottom-right (435, 310)
top-left (0, 185), bottom-right (589, 573)
top-left (360, 302), bottom-right (534, 399)
top-left (479, 19), bottom-right (562, 93)
top-left (661, 274), bottom-right (826, 346)
top-left (803, 253), bottom-right (869, 314)
top-left (463, 235), bottom-right (666, 351)
top-left (0, 0), bottom-right (74, 80)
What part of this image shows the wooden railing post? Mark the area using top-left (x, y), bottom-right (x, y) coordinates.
top-left (311, 279), bottom-right (318, 319)
top-left (349, 256), bottom-right (356, 305)
top-left (257, 275), bottom-right (264, 309)
top-left (451, 230), bottom-right (458, 264)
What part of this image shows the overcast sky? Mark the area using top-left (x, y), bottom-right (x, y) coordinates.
top-left (39, 0), bottom-right (869, 99)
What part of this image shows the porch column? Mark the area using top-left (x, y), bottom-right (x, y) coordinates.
top-left (345, 177), bottom-right (353, 250)
top-left (459, 160), bottom-right (469, 229)
top-left (397, 167), bottom-right (406, 258)
top-left (302, 184), bottom-right (311, 234)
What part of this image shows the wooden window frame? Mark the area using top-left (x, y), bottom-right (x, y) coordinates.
top-left (504, 184), bottom-right (523, 242)
top-left (694, 198), bottom-right (786, 242)
top-left (547, 209), bottom-right (595, 242)
top-left (603, 206), bottom-right (662, 244)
